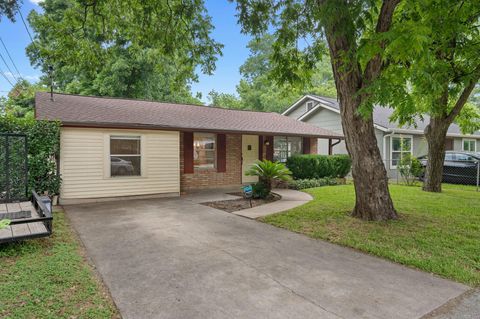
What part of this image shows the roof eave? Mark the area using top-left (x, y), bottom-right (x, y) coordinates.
top-left (57, 121), bottom-right (344, 139)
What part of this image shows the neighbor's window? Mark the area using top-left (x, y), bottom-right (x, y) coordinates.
top-left (110, 136), bottom-right (141, 177)
top-left (273, 136), bottom-right (303, 162)
top-left (391, 135), bottom-right (412, 168)
top-left (463, 139), bottom-right (476, 152)
top-left (194, 133), bottom-right (216, 169)
top-left (306, 101), bottom-right (314, 112)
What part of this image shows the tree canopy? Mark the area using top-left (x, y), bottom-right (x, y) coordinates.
top-left (208, 34), bottom-right (336, 112)
top-left (26, 0), bottom-right (223, 103)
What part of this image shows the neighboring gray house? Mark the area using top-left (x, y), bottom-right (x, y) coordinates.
top-left (283, 94), bottom-right (480, 177)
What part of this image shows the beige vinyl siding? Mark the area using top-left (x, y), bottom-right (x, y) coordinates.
top-left (60, 127), bottom-right (180, 200)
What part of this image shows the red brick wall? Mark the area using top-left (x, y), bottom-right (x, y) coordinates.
top-left (180, 132), bottom-right (242, 191)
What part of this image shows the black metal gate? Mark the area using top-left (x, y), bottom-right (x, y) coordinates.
top-left (0, 133), bottom-right (28, 203)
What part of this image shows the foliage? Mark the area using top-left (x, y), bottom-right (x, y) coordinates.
top-left (0, 211), bottom-right (118, 318)
top-left (208, 90), bottom-right (243, 109)
top-left (246, 160), bottom-right (292, 195)
top-left (2, 79), bottom-right (47, 118)
top-left (26, 0), bottom-right (222, 103)
top-left (0, 0), bottom-right (19, 21)
top-left (262, 184), bottom-right (480, 286)
top-left (329, 155), bottom-right (352, 178)
top-left (398, 154), bottom-right (423, 186)
top-left (286, 154), bottom-right (351, 180)
top-left (251, 182), bottom-right (270, 199)
top-left (233, 0), bottom-right (403, 220)
top-left (208, 34), bottom-right (336, 112)
top-left (288, 178), bottom-right (337, 190)
top-left (380, 1), bottom-right (480, 130)
top-left (0, 114), bottom-right (61, 195)
top-left (0, 219), bottom-right (10, 230)
top-left (455, 103), bottom-right (480, 135)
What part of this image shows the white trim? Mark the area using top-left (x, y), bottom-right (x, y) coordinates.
top-left (297, 101), bottom-right (389, 132)
top-left (390, 134), bottom-right (413, 169)
top-left (281, 95), bottom-right (312, 115)
top-left (462, 138), bottom-right (477, 152)
top-left (105, 134), bottom-right (144, 178)
top-left (390, 128), bottom-right (480, 139)
top-left (306, 101), bottom-right (314, 112)
top-left (286, 95), bottom-right (480, 138)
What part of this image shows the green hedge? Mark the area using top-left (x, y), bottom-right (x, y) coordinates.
top-left (0, 114), bottom-right (61, 196)
top-left (286, 154), bottom-right (351, 179)
top-left (288, 177), bottom-right (338, 190)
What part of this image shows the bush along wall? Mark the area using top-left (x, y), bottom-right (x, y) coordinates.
top-left (0, 114), bottom-right (61, 196)
top-left (286, 154), bottom-right (352, 179)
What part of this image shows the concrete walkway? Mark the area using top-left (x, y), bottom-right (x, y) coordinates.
top-left (65, 194), bottom-right (468, 319)
top-left (232, 188), bottom-right (312, 219)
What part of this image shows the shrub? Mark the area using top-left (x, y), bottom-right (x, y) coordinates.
top-left (398, 154), bottom-right (423, 186)
top-left (0, 114), bottom-right (61, 196)
top-left (246, 160), bottom-right (292, 197)
top-left (286, 154), bottom-right (351, 179)
top-left (329, 155), bottom-right (352, 178)
top-left (288, 177), bottom-right (338, 190)
top-left (252, 182), bottom-right (270, 199)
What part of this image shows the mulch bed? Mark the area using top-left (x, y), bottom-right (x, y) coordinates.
top-left (201, 193), bottom-right (281, 213)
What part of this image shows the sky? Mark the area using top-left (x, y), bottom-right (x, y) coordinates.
top-left (0, 0), bottom-right (252, 103)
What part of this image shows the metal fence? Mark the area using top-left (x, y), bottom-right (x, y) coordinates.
top-left (0, 133), bottom-right (29, 203)
top-left (383, 159), bottom-right (480, 191)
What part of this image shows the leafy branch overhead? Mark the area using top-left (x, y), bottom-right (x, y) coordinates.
top-left (25, 0), bottom-right (223, 102)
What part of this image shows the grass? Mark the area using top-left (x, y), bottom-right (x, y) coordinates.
top-left (0, 211), bottom-right (118, 319)
top-left (262, 183), bottom-right (480, 287)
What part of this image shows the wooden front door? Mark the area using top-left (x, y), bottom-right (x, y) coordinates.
top-left (242, 135), bottom-right (259, 183)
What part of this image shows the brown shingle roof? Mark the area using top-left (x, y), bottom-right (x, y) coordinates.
top-left (35, 92), bottom-right (343, 138)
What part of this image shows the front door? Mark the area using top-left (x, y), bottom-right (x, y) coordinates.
top-left (242, 135), bottom-right (259, 183)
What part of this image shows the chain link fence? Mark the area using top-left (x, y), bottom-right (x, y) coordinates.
top-left (384, 158), bottom-right (480, 192)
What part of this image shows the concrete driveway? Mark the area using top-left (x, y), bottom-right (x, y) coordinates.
top-left (65, 192), bottom-right (468, 319)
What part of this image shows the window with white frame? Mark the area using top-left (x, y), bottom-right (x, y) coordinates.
top-left (110, 136), bottom-right (141, 177)
top-left (193, 133), bottom-right (216, 169)
top-left (273, 136), bottom-right (303, 162)
top-left (306, 101), bottom-right (314, 112)
top-left (390, 135), bottom-right (412, 168)
top-left (462, 139), bottom-right (476, 152)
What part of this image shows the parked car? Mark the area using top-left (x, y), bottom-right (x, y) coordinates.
top-left (417, 151), bottom-right (480, 185)
top-left (111, 157), bottom-right (135, 176)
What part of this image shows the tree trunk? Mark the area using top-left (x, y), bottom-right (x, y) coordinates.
top-left (339, 95), bottom-right (398, 221)
top-left (423, 117), bottom-right (449, 192)
top-left (321, 0), bottom-right (399, 220)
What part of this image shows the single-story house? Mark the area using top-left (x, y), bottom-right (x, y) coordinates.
top-left (283, 94), bottom-right (480, 177)
top-left (35, 92), bottom-right (343, 204)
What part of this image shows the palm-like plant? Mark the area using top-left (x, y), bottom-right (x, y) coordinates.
top-left (246, 160), bottom-right (292, 194)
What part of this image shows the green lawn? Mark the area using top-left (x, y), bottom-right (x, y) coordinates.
top-left (262, 184), bottom-right (480, 286)
top-left (0, 211), bottom-right (118, 319)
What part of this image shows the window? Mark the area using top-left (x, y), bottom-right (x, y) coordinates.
top-left (306, 101), bottom-right (314, 112)
top-left (110, 136), bottom-right (141, 177)
top-left (462, 139), bottom-right (476, 152)
top-left (390, 135), bottom-right (412, 168)
top-left (273, 136), bottom-right (303, 162)
top-left (194, 133), bottom-right (216, 169)
top-left (455, 153), bottom-right (475, 162)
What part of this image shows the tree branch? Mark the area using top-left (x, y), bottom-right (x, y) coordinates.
top-left (363, 0), bottom-right (401, 83)
top-left (446, 65), bottom-right (480, 123)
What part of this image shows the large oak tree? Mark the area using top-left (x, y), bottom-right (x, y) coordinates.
top-left (234, 0), bottom-right (402, 220)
